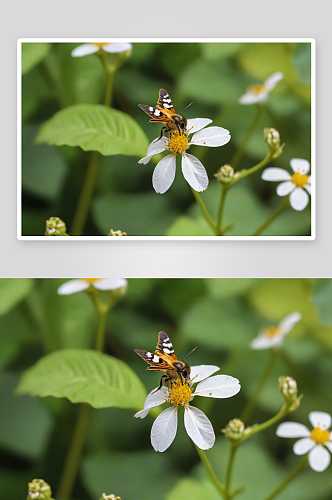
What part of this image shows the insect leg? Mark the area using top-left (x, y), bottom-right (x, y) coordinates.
top-left (153, 126), bottom-right (167, 143)
top-left (152, 374), bottom-right (168, 393)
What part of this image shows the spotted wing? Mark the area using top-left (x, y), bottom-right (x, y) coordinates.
top-left (134, 348), bottom-right (170, 370)
top-left (157, 89), bottom-right (175, 114)
top-left (155, 331), bottom-right (177, 361)
top-left (138, 104), bottom-right (170, 123)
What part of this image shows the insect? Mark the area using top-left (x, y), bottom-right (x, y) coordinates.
top-left (135, 331), bottom-right (197, 392)
top-left (138, 89), bottom-right (192, 141)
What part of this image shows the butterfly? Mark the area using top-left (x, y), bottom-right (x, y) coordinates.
top-left (138, 89), bottom-right (192, 141)
top-left (135, 331), bottom-right (197, 392)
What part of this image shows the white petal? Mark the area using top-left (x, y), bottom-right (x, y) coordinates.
top-left (146, 137), bottom-right (168, 157)
top-left (264, 72), bottom-right (284, 91)
top-left (93, 278), bottom-right (128, 291)
top-left (102, 42), bottom-right (132, 53)
top-left (186, 118), bottom-right (212, 134)
top-left (279, 312), bottom-right (302, 334)
top-left (250, 334), bottom-right (283, 350)
top-left (134, 387), bottom-right (169, 419)
top-left (194, 375), bottom-right (240, 399)
top-left (151, 406), bottom-right (178, 452)
top-left (290, 158), bottom-right (310, 174)
top-left (190, 126), bottom-right (231, 148)
top-left (325, 441), bottom-right (332, 453)
top-left (181, 154), bottom-right (208, 192)
top-left (309, 412), bottom-right (332, 430)
top-left (304, 184), bottom-right (311, 195)
top-left (276, 181), bottom-right (295, 197)
top-left (71, 44), bottom-right (100, 57)
top-left (57, 279), bottom-right (90, 295)
top-left (293, 437), bottom-right (315, 455)
top-left (261, 168), bottom-right (291, 182)
top-left (289, 187), bottom-right (309, 211)
top-left (138, 155), bottom-right (154, 165)
top-left (184, 406), bottom-right (215, 450)
top-left (239, 91), bottom-right (266, 105)
top-left (276, 422), bottom-right (310, 438)
top-left (308, 445), bottom-right (331, 472)
top-left (190, 365), bottom-right (220, 384)
top-left (152, 154), bottom-right (176, 194)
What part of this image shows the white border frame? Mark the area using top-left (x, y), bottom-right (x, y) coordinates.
top-left (18, 38), bottom-right (316, 241)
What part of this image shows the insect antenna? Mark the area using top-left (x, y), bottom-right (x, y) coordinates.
top-left (182, 346), bottom-right (197, 362)
top-left (180, 101), bottom-right (193, 115)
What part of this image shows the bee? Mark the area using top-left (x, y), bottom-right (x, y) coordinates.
top-left (138, 89), bottom-right (192, 141)
top-left (135, 331), bottom-right (197, 392)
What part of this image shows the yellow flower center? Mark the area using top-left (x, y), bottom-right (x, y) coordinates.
top-left (291, 172), bottom-right (309, 188)
top-left (264, 326), bottom-right (281, 338)
top-left (168, 380), bottom-right (193, 407)
top-left (168, 130), bottom-right (189, 155)
top-left (250, 83), bottom-right (267, 95)
top-left (93, 43), bottom-right (109, 47)
top-left (310, 427), bottom-right (331, 445)
top-left (80, 278), bottom-right (101, 284)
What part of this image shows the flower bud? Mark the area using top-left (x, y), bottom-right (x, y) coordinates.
top-left (100, 494), bottom-right (121, 500)
top-left (27, 479), bottom-right (52, 499)
top-left (45, 217), bottom-right (69, 236)
top-left (214, 164), bottom-right (235, 184)
top-left (108, 229), bottom-right (127, 236)
top-left (263, 128), bottom-right (284, 159)
top-left (279, 376), bottom-right (302, 411)
top-left (222, 418), bottom-right (247, 441)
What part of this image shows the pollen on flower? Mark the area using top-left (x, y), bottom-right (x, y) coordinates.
top-left (291, 172), bottom-right (309, 188)
top-left (168, 380), bottom-right (192, 407)
top-left (80, 278), bottom-right (101, 284)
top-left (264, 325), bottom-right (281, 338)
top-left (249, 83), bottom-right (267, 95)
top-left (167, 131), bottom-right (189, 155)
top-left (310, 427), bottom-right (331, 445)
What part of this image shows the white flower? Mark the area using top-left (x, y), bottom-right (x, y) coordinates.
top-left (71, 42), bottom-right (132, 57)
top-left (57, 278), bottom-right (127, 295)
top-left (276, 412), bottom-right (332, 472)
top-left (134, 365), bottom-right (241, 451)
top-left (262, 158), bottom-right (311, 211)
top-left (239, 72), bottom-right (284, 104)
top-left (250, 312), bottom-right (301, 350)
top-left (138, 118), bottom-right (231, 193)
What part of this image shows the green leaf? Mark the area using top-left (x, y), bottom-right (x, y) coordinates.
top-left (0, 373), bottom-right (53, 459)
top-left (0, 309), bottom-right (34, 370)
top-left (16, 348), bottom-right (146, 410)
top-left (292, 43), bottom-right (311, 84)
top-left (200, 42), bottom-right (248, 60)
top-left (312, 279), bottom-right (332, 325)
top-left (0, 279), bottom-right (34, 316)
top-left (21, 42), bottom-right (51, 75)
top-left (166, 478), bottom-right (219, 500)
top-left (166, 215), bottom-right (212, 236)
top-left (36, 104), bottom-right (149, 157)
top-left (82, 450), bottom-right (180, 500)
top-left (22, 124), bottom-right (68, 201)
top-left (204, 278), bottom-right (260, 298)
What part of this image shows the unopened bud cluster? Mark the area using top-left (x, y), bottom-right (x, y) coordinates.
top-left (45, 217), bottom-right (68, 236)
top-left (222, 418), bottom-right (249, 441)
top-left (100, 494), bottom-right (121, 500)
top-left (108, 229), bottom-right (127, 236)
top-left (214, 164), bottom-right (239, 184)
top-left (264, 128), bottom-right (284, 159)
top-left (27, 479), bottom-right (52, 499)
top-left (279, 376), bottom-right (302, 412)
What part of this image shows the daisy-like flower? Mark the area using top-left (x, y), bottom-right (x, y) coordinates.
top-left (239, 71), bottom-right (284, 104)
top-left (134, 365), bottom-right (240, 451)
top-left (138, 119), bottom-right (231, 193)
top-left (250, 312), bottom-right (301, 350)
top-left (262, 158), bottom-right (311, 211)
top-left (276, 412), bottom-right (332, 472)
top-left (57, 278), bottom-right (127, 295)
top-left (71, 42), bottom-right (132, 58)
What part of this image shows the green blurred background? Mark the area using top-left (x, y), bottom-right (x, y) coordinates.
top-left (0, 278), bottom-right (331, 499)
top-left (21, 42), bottom-right (311, 236)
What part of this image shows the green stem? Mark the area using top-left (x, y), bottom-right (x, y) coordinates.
top-left (56, 403), bottom-right (92, 500)
top-left (241, 348), bottom-right (281, 424)
top-left (190, 187), bottom-right (217, 234)
top-left (251, 198), bottom-right (290, 236)
top-left (104, 70), bottom-right (114, 106)
top-left (262, 455), bottom-right (308, 500)
top-left (70, 151), bottom-right (101, 236)
top-left (94, 308), bottom-right (108, 352)
top-left (240, 402), bottom-right (290, 445)
top-left (230, 104), bottom-right (266, 171)
top-left (216, 185), bottom-right (229, 235)
top-left (195, 445), bottom-right (225, 499)
top-left (225, 444), bottom-right (237, 500)
top-left (229, 152), bottom-right (273, 187)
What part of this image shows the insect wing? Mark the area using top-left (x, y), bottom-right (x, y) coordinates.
top-left (155, 331), bottom-right (177, 361)
top-left (138, 104), bottom-right (170, 123)
top-left (134, 349), bottom-right (170, 369)
top-left (157, 89), bottom-right (175, 114)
